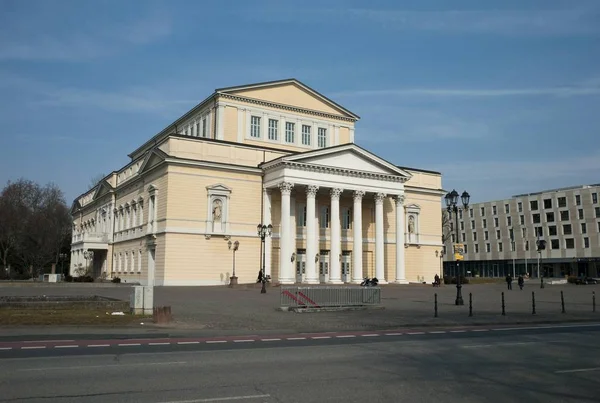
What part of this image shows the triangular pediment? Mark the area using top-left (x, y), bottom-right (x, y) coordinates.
top-left (217, 79), bottom-right (359, 120)
top-left (270, 144), bottom-right (412, 179)
top-left (138, 148), bottom-right (168, 174)
top-left (92, 180), bottom-right (114, 200)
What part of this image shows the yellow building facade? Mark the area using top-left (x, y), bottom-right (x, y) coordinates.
top-left (70, 79), bottom-right (445, 286)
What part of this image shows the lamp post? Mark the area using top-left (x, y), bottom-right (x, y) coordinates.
top-left (59, 253), bottom-right (68, 277)
top-left (228, 240), bottom-right (240, 287)
top-left (257, 224), bottom-right (272, 294)
top-left (536, 236), bottom-right (546, 287)
top-left (445, 189), bottom-right (470, 306)
top-left (436, 249), bottom-right (444, 283)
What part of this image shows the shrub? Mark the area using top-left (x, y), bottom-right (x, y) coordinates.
top-left (111, 277), bottom-right (121, 283)
top-left (443, 276), bottom-right (470, 285)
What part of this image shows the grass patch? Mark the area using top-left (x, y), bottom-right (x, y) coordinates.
top-left (0, 308), bottom-right (151, 326)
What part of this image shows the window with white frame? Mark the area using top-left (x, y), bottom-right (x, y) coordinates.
top-left (268, 119), bottom-right (278, 140)
top-left (342, 208), bottom-right (352, 229)
top-left (297, 205), bottom-right (307, 227)
top-left (320, 206), bottom-right (330, 228)
top-left (301, 125), bottom-right (311, 145)
top-left (285, 122), bottom-right (295, 143)
top-left (317, 128), bottom-right (327, 148)
top-left (202, 118), bottom-right (207, 137)
top-left (250, 116), bottom-right (261, 138)
top-left (195, 122), bottom-right (200, 137)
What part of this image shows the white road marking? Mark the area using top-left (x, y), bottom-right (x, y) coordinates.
top-left (361, 334), bottom-right (380, 337)
top-left (54, 345), bottom-right (79, 348)
top-left (149, 342), bottom-right (171, 346)
top-left (261, 338), bottom-right (281, 341)
top-left (472, 329), bottom-right (489, 332)
top-left (0, 347), bottom-right (13, 350)
top-left (177, 341), bottom-right (200, 345)
top-left (312, 336), bottom-right (331, 339)
top-left (407, 332), bottom-right (425, 335)
top-left (88, 344), bottom-right (110, 348)
top-left (160, 394), bottom-right (271, 403)
top-left (118, 343), bottom-right (141, 347)
top-left (555, 367), bottom-right (600, 374)
top-left (24, 339), bottom-right (74, 343)
top-left (287, 337), bottom-right (306, 340)
top-left (336, 335), bottom-right (356, 338)
top-left (385, 333), bottom-right (403, 336)
top-left (233, 340), bottom-right (254, 343)
top-left (206, 340), bottom-right (227, 344)
top-left (450, 330), bottom-right (467, 333)
top-left (18, 361), bottom-right (187, 372)
top-left (21, 346), bottom-right (45, 350)
top-left (429, 331), bottom-right (446, 334)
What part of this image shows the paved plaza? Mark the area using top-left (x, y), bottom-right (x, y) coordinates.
top-left (1, 280), bottom-right (599, 337)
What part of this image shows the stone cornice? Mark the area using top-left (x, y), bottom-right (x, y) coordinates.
top-left (217, 93), bottom-right (357, 123)
top-left (269, 160), bottom-right (409, 183)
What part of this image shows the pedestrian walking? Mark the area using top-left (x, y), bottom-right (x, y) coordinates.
top-left (518, 275), bottom-right (524, 290)
top-left (506, 274), bottom-right (513, 290)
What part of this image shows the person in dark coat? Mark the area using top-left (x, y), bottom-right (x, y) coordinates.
top-left (506, 274), bottom-right (513, 290)
top-left (518, 275), bottom-right (524, 290)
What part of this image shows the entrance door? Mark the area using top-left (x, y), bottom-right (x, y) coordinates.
top-left (148, 247), bottom-right (156, 286)
top-left (319, 251), bottom-right (330, 283)
top-left (341, 252), bottom-right (351, 283)
top-left (295, 250), bottom-right (306, 283)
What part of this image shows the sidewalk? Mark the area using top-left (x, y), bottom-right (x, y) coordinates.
top-left (1, 281), bottom-right (599, 339)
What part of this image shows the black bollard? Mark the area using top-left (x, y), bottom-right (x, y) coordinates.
top-left (594, 291), bottom-right (596, 313)
top-left (501, 292), bottom-right (506, 316)
top-left (434, 293), bottom-right (438, 318)
top-left (532, 291), bottom-right (536, 315)
top-left (561, 290), bottom-right (565, 314)
top-left (469, 293), bottom-right (473, 317)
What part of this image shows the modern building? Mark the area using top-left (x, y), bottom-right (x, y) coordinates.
top-left (442, 184), bottom-right (600, 279)
top-left (70, 78), bottom-right (445, 286)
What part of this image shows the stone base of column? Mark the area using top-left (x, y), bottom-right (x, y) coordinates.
top-left (351, 279), bottom-right (363, 284)
top-left (279, 278), bottom-right (296, 285)
top-left (393, 279), bottom-right (409, 284)
top-left (327, 279), bottom-right (343, 284)
top-left (305, 278), bottom-right (319, 284)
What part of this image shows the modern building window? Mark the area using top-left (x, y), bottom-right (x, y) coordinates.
top-left (473, 232), bottom-right (478, 241)
top-left (509, 228), bottom-right (514, 241)
top-left (492, 205), bottom-right (497, 215)
top-left (285, 122), bottom-right (295, 143)
top-left (546, 212), bottom-right (554, 222)
top-left (543, 199), bottom-right (552, 209)
top-left (551, 239), bottom-right (559, 249)
top-left (557, 197), bottom-right (566, 208)
top-left (518, 202), bottom-right (523, 212)
top-left (584, 237), bottom-right (590, 248)
top-left (535, 227), bottom-right (543, 237)
top-left (268, 119), bottom-right (278, 140)
top-left (469, 208), bottom-right (473, 218)
top-left (530, 200), bottom-right (538, 210)
top-left (507, 216), bottom-right (512, 226)
top-left (464, 245), bottom-right (468, 253)
top-left (505, 204), bottom-right (510, 214)
top-left (462, 233), bottom-right (466, 242)
top-left (494, 217), bottom-right (499, 227)
top-left (578, 209), bottom-right (584, 219)
top-left (317, 128), bottom-right (327, 148)
top-left (563, 224), bottom-right (572, 235)
top-left (482, 219), bottom-right (487, 228)
top-left (474, 244), bottom-right (479, 253)
top-left (560, 210), bottom-right (569, 221)
top-left (480, 207), bottom-right (485, 216)
top-left (301, 125), bottom-right (311, 145)
top-left (460, 221), bottom-right (464, 230)
top-left (496, 229), bottom-right (500, 239)
top-left (565, 238), bottom-right (575, 249)
top-left (250, 116), bottom-right (261, 138)
top-left (581, 223), bottom-right (587, 234)
top-left (532, 213), bottom-right (541, 224)
top-left (484, 231), bottom-right (489, 241)
top-left (525, 240), bottom-right (529, 251)
top-left (549, 225), bottom-right (557, 236)
top-left (598, 222), bottom-right (600, 232)
top-left (596, 207), bottom-right (600, 218)
top-left (486, 243), bottom-right (491, 253)
top-left (520, 215), bottom-right (525, 225)
top-left (522, 228), bottom-right (527, 237)
top-left (511, 241), bottom-right (516, 251)
top-left (459, 210), bottom-right (463, 219)
top-left (593, 193), bottom-right (598, 204)
top-left (342, 208), bottom-right (352, 230)
top-left (471, 220), bottom-right (475, 229)
top-left (498, 242), bottom-right (503, 252)
top-left (575, 194), bottom-right (581, 206)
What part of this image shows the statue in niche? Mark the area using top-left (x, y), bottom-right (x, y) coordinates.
top-left (212, 199), bottom-right (223, 232)
top-left (408, 215), bottom-right (415, 243)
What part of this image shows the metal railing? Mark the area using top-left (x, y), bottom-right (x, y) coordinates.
top-left (280, 286), bottom-right (381, 308)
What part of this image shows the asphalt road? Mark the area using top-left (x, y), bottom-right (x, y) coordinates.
top-left (1, 324), bottom-right (600, 403)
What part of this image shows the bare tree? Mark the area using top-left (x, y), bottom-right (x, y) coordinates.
top-left (88, 173), bottom-right (106, 190)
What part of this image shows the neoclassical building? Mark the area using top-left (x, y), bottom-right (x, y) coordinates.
top-left (70, 79), bottom-right (445, 286)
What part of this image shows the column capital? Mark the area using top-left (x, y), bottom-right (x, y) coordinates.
top-left (306, 185), bottom-right (319, 198)
top-left (374, 192), bottom-right (387, 204)
top-left (330, 188), bottom-right (343, 200)
top-left (279, 182), bottom-right (294, 195)
top-left (353, 190), bottom-right (365, 201)
top-left (394, 194), bottom-right (406, 206)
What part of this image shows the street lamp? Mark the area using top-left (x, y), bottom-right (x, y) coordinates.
top-left (436, 249), bottom-right (444, 283)
top-left (228, 240), bottom-right (240, 287)
top-left (536, 236), bottom-right (546, 288)
top-left (257, 224), bottom-right (272, 294)
top-left (445, 189), bottom-right (470, 306)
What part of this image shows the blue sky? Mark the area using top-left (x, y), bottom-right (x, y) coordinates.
top-left (1, 0), bottom-right (599, 204)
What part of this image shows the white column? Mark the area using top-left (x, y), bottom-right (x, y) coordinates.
top-left (305, 185), bottom-right (319, 284)
top-left (394, 195), bottom-right (408, 283)
top-left (329, 188), bottom-right (343, 283)
top-left (289, 195), bottom-right (296, 269)
top-left (279, 182), bottom-right (294, 284)
top-left (375, 192), bottom-right (387, 283)
top-left (352, 190), bottom-right (365, 283)
top-left (263, 189), bottom-right (272, 277)
top-left (217, 104), bottom-right (225, 140)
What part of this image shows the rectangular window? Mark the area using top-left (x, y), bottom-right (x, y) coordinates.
top-left (505, 204), bottom-right (510, 214)
top-left (471, 220), bottom-right (475, 229)
top-left (475, 244), bottom-right (479, 253)
top-left (462, 233), bottom-right (466, 242)
top-left (480, 207), bottom-right (485, 216)
top-left (482, 219), bottom-right (487, 228)
top-left (469, 208), bottom-right (473, 218)
top-left (301, 125), bottom-right (311, 145)
top-left (486, 243), bottom-right (491, 253)
top-left (593, 193), bottom-right (598, 204)
top-left (546, 212), bottom-right (555, 222)
top-left (202, 118), bottom-right (207, 137)
top-left (518, 202), bottom-right (523, 212)
top-left (525, 240), bottom-right (529, 251)
top-left (543, 199), bottom-right (552, 209)
top-left (520, 215), bottom-right (525, 225)
top-left (492, 205), bottom-right (497, 215)
top-left (596, 207), bottom-right (600, 218)
top-left (317, 128), bottom-right (327, 148)
top-left (584, 237), bottom-right (590, 248)
top-left (507, 216), bottom-right (512, 226)
top-left (268, 119), bottom-right (278, 140)
top-left (563, 224), bottom-right (572, 235)
top-left (509, 228), bottom-right (514, 241)
top-left (498, 242), bottom-right (503, 252)
top-left (473, 232), bottom-right (478, 241)
top-left (557, 197), bottom-right (566, 208)
top-left (195, 122), bottom-right (200, 137)
top-left (560, 210), bottom-right (569, 221)
top-left (250, 116), bottom-right (261, 138)
top-left (494, 217), bottom-right (499, 227)
top-left (551, 239), bottom-right (559, 249)
top-left (511, 241), bottom-right (515, 251)
top-left (464, 244), bottom-right (468, 253)
top-left (565, 238), bottom-right (575, 249)
top-left (285, 122), bottom-right (295, 143)
top-left (549, 226), bottom-right (557, 236)
top-left (532, 213), bottom-right (541, 224)
top-left (530, 200), bottom-right (538, 210)
top-left (298, 205), bottom-right (307, 227)
top-left (496, 230), bottom-right (500, 239)
top-left (460, 221), bottom-right (464, 230)
top-left (581, 223), bottom-right (587, 234)
top-left (320, 206), bottom-right (329, 228)
top-left (536, 227), bottom-right (543, 237)
top-left (484, 231), bottom-right (489, 241)
top-left (575, 194), bottom-right (581, 206)
top-left (459, 210), bottom-right (463, 219)
top-left (578, 209), bottom-right (584, 219)
top-left (342, 208), bottom-right (352, 230)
